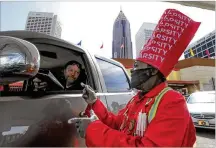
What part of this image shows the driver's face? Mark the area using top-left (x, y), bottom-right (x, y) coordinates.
top-left (65, 64), bottom-right (80, 81)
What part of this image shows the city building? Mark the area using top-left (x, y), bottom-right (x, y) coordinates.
top-left (25, 11), bottom-right (62, 38)
top-left (135, 22), bottom-right (157, 58)
top-left (112, 9), bottom-right (133, 59)
top-left (184, 30), bottom-right (215, 59)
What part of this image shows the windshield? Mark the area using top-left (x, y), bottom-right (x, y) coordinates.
top-left (187, 93), bottom-right (215, 104)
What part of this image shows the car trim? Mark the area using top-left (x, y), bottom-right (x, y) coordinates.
top-left (40, 92), bottom-right (134, 99)
top-left (194, 125), bottom-right (215, 129)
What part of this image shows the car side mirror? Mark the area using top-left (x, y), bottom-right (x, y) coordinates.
top-left (0, 36), bottom-right (40, 85)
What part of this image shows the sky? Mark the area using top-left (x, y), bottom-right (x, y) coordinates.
top-left (1, 1), bottom-right (215, 60)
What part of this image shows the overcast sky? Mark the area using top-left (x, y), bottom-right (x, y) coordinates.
top-left (1, 1), bottom-right (215, 59)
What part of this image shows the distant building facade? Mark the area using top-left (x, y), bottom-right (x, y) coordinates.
top-left (25, 11), bottom-right (62, 38)
top-left (184, 30), bottom-right (215, 59)
top-left (112, 10), bottom-right (133, 59)
top-left (135, 22), bottom-right (156, 58)
top-left (114, 58), bottom-right (215, 93)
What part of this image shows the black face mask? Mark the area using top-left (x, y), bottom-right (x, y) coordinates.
top-left (131, 69), bottom-right (152, 90)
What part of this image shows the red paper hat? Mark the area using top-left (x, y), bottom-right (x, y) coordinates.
top-left (136, 9), bottom-right (201, 77)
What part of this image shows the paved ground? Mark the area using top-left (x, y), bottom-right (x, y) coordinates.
top-left (196, 128), bottom-right (215, 148)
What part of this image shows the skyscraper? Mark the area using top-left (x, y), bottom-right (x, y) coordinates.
top-left (25, 11), bottom-right (62, 38)
top-left (135, 22), bottom-right (156, 58)
top-left (112, 9), bottom-right (133, 59)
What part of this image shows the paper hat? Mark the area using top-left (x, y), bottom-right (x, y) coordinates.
top-left (136, 9), bottom-right (201, 77)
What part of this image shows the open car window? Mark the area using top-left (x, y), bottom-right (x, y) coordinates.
top-left (0, 43), bottom-right (90, 97)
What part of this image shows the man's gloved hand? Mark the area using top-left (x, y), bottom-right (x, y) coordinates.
top-left (33, 77), bottom-right (47, 91)
top-left (79, 111), bottom-right (88, 117)
top-left (75, 119), bottom-right (92, 138)
top-left (81, 83), bottom-right (97, 105)
top-left (69, 110), bottom-right (98, 138)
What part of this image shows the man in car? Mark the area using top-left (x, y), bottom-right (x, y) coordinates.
top-left (74, 9), bottom-right (200, 147)
top-left (33, 61), bottom-right (86, 91)
top-left (60, 61), bottom-right (86, 90)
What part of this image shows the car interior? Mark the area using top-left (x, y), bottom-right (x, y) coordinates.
top-left (0, 43), bottom-right (89, 97)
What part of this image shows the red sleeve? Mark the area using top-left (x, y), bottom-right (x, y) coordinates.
top-left (85, 121), bottom-right (156, 147)
top-left (85, 99), bottom-right (127, 130)
top-left (85, 91), bottom-right (196, 147)
top-left (83, 104), bottom-right (91, 117)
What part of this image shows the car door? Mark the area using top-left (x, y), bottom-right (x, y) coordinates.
top-left (94, 56), bottom-right (135, 114)
top-left (0, 34), bottom-right (106, 147)
top-left (0, 93), bottom-right (88, 147)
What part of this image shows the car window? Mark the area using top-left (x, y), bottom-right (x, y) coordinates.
top-left (96, 58), bottom-right (131, 92)
top-left (0, 43), bottom-right (89, 97)
top-left (187, 93), bottom-right (215, 104)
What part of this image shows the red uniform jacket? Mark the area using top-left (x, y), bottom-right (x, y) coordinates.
top-left (84, 82), bottom-right (196, 147)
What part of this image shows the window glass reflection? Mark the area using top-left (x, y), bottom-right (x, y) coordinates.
top-left (96, 58), bottom-right (130, 92)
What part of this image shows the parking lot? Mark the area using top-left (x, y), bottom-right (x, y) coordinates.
top-left (196, 128), bottom-right (215, 148)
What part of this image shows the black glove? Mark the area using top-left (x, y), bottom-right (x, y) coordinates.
top-left (81, 83), bottom-right (97, 105)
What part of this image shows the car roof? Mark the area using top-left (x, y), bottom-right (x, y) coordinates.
top-left (95, 54), bottom-right (126, 69)
top-left (191, 91), bottom-right (215, 95)
top-left (0, 30), bottom-right (126, 69)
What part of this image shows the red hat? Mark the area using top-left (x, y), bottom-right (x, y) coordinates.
top-left (136, 9), bottom-right (201, 77)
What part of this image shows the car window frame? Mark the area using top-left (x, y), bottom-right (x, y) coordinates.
top-left (80, 53), bottom-right (98, 92)
top-left (0, 44), bottom-right (95, 97)
top-left (33, 43), bottom-right (90, 92)
top-left (95, 57), bottom-right (132, 93)
top-left (32, 42), bottom-right (97, 92)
